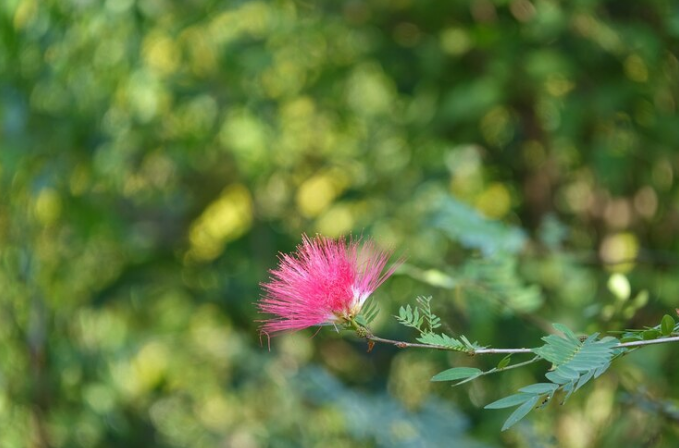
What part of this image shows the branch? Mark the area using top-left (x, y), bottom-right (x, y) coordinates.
top-left (353, 323), bottom-right (679, 355)
top-left (453, 356), bottom-right (542, 387)
top-left (472, 347), bottom-right (534, 355)
top-left (617, 335), bottom-right (679, 349)
top-left (365, 333), bottom-right (534, 354)
top-left (365, 334), bottom-right (453, 350)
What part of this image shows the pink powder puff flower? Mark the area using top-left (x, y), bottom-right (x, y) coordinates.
top-left (258, 234), bottom-right (402, 335)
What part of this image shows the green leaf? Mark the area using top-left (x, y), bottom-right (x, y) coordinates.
top-left (501, 395), bottom-right (540, 431)
top-left (416, 332), bottom-right (468, 351)
top-left (546, 366), bottom-right (578, 384)
top-left (415, 296), bottom-right (441, 332)
top-left (497, 355), bottom-right (511, 369)
top-left (354, 315), bottom-right (368, 326)
top-left (431, 367), bottom-right (482, 382)
top-left (356, 296), bottom-right (379, 326)
top-left (552, 323), bottom-right (579, 341)
top-left (534, 326), bottom-right (618, 374)
top-left (490, 327), bottom-right (620, 431)
top-left (593, 362), bottom-right (611, 379)
top-left (398, 306), bottom-right (407, 320)
top-left (661, 314), bottom-right (675, 336)
top-left (575, 369), bottom-right (596, 391)
top-left (459, 335), bottom-right (478, 350)
top-left (519, 383), bottom-right (559, 395)
top-left (396, 304), bottom-right (425, 331)
top-left (484, 393), bottom-right (535, 409)
top-left (533, 332), bottom-right (580, 365)
top-left (561, 381), bottom-right (576, 404)
top-left (643, 329), bottom-right (660, 340)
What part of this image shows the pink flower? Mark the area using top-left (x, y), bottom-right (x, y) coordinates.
top-left (258, 235), bottom-right (401, 335)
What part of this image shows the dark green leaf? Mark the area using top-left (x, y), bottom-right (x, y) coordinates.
top-left (497, 355), bottom-right (511, 369)
top-left (431, 367), bottom-right (482, 382)
top-left (661, 314), bottom-right (675, 336)
top-left (643, 329), bottom-right (660, 340)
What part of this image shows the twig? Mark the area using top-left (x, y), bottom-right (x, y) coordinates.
top-left (354, 324), bottom-right (679, 355)
top-left (366, 334), bottom-right (534, 354)
top-left (452, 356), bottom-right (542, 387)
top-left (365, 334), bottom-right (454, 350)
top-left (472, 347), bottom-right (535, 354)
top-left (616, 335), bottom-right (679, 349)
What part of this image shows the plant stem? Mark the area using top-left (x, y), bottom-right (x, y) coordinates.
top-left (367, 334), bottom-right (454, 351)
top-left (453, 356), bottom-right (542, 387)
top-left (351, 322), bottom-right (679, 355)
top-left (473, 347), bottom-right (534, 354)
top-left (616, 335), bottom-right (679, 349)
top-left (365, 334), bottom-right (535, 354)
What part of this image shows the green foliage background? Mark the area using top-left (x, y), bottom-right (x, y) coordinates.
top-left (2, 0), bottom-right (679, 446)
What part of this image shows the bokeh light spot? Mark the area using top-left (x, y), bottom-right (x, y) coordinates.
top-left (475, 183), bottom-right (511, 219)
top-left (600, 232), bottom-right (639, 273)
top-left (34, 188), bottom-right (62, 225)
top-left (624, 54), bottom-right (649, 83)
top-left (440, 28), bottom-right (471, 55)
top-left (296, 173), bottom-right (343, 218)
top-left (188, 184), bottom-right (253, 261)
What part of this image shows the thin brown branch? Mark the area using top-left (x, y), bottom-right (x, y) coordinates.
top-left (365, 334), bottom-right (453, 350)
top-left (356, 325), bottom-right (679, 355)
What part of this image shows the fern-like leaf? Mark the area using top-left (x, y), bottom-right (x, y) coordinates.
top-left (534, 324), bottom-right (618, 373)
top-left (416, 333), bottom-right (467, 351)
top-left (415, 296), bottom-right (442, 332)
top-left (488, 324), bottom-right (620, 430)
top-left (396, 297), bottom-right (478, 353)
top-left (396, 304), bottom-right (424, 331)
top-left (536, 324), bottom-right (618, 405)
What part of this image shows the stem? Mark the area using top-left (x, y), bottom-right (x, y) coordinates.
top-left (616, 335), bottom-right (679, 349)
top-left (366, 335), bottom-right (534, 354)
top-left (367, 334), bottom-right (456, 351)
top-left (454, 356), bottom-right (542, 387)
top-left (473, 347), bottom-right (534, 354)
top-left (350, 320), bottom-right (679, 355)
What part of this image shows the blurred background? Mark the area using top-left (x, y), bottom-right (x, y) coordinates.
top-left (2, 0), bottom-right (679, 447)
